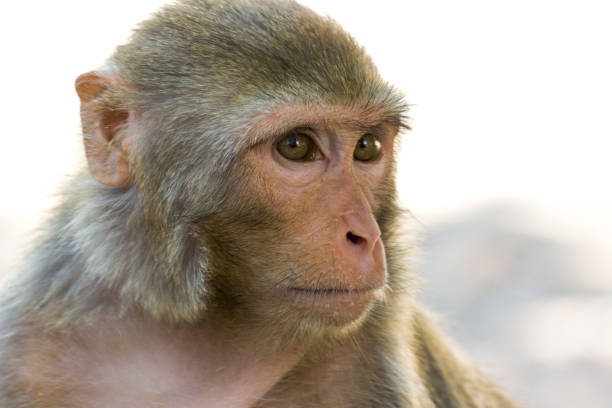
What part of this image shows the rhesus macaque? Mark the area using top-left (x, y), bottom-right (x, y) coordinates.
top-left (0, 1), bottom-right (517, 407)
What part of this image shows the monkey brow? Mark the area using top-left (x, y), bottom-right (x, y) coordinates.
top-left (343, 119), bottom-right (385, 134)
top-left (248, 117), bottom-right (395, 148)
top-left (245, 120), bottom-right (318, 149)
top-left (243, 99), bottom-right (407, 149)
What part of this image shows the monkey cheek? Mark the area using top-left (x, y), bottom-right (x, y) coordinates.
top-left (369, 239), bottom-right (388, 288)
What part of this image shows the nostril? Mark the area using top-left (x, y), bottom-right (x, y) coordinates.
top-left (346, 231), bottom-right (366, 246)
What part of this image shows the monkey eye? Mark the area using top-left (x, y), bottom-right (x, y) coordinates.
top-left (276, 132), bottom-right (318, 161)
top-left (353, 134), bottom-right (381, 162)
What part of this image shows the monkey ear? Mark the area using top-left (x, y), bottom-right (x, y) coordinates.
top-left (75, 72), bottom-right (132, 187)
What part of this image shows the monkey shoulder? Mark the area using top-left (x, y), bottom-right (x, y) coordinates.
top-left (1, 317), bottom-right (219, 407)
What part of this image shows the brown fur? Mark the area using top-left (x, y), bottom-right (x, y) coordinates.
top-left (0, 1), bottom-right (517, 406)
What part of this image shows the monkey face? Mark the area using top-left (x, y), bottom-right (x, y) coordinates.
top-left (200, 103), bottom-right (398, 331)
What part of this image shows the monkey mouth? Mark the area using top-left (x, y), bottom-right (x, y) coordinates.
top-left (287, 287), bottom-right (378, 295)
top-left (284, 286), bottom-right (381, 325)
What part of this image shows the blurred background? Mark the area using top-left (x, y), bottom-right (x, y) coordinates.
top-left (1, 1), bottom-right (610, 406)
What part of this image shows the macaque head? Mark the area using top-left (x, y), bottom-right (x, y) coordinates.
top-left (75, 0), bottom-right (408, 333)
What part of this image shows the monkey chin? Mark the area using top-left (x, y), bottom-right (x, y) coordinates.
top-left (285, 286), bottom-right (385, 329)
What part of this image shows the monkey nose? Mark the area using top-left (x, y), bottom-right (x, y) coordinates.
top-left (346, 231), bottom-right (366, 246)
top-left (344, 230), bottom-right (378, 255)
top-left (337, 214), bottom-right (386, 289)
top-left (341, 212), bottom-right (381, 255)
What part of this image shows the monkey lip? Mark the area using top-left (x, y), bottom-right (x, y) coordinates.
top-left (285, 286), bottom-right (381, 324)
top-left (287, 287), bottom-right (378, 296)
top-left (287, 286), bottom-right (380, 306)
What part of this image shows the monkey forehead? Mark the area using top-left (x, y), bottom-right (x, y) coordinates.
top-left (113, 0), bottom-right (408, 116)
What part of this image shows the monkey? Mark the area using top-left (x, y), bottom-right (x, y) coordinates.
top-left (0, 1), bottom-right (518, 407)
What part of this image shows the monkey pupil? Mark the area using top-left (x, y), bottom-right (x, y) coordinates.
top-left (354, 134), bottom-right (381, 162)
top-left (277, 134), bottom-right (312, 161)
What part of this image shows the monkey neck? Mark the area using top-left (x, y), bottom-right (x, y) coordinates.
top-left (189, 324), bottom-right (310, 408)
top-left (62, 313), bottom-right (310, 408)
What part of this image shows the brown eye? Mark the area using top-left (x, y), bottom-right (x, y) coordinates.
top-left (353, 134), bottom-right (381, 162)
top-left (277, 133), bottom-right (315, 161)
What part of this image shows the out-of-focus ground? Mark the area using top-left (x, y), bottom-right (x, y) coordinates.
top-left (414, 206), bottom-right (612, 408)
